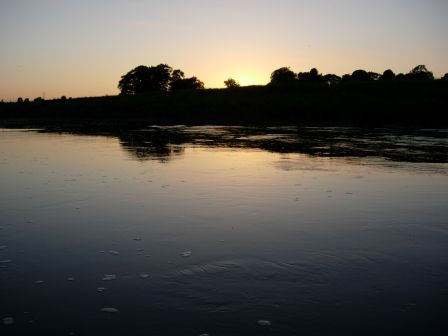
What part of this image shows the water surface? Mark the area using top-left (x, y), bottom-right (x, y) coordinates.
top-left (1, 126), bottom-right (447, 335)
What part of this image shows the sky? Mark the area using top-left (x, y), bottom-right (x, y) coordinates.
top-left (1, 0), bottom-right (447, 100)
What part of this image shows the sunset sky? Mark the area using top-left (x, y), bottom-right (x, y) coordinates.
top-left (1, 0), bottom-right (447, 100)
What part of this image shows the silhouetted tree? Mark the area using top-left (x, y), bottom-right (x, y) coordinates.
top-left (169, 68), bottom-right (203, 90)
top-left (119, 64), bottom-right (204, 93)
top-left (60, 95), bottom-right (67, 101)
top-left (171, 69), bottom-right (185, 82)
top-left (351, 70), bottom-right (374, 81)
top-left (118, 64), bottom-right (173, 94)
top-left (170, 76), bottom-right (204, 90)
top-left (34, 97), bottom-right (44, 102)
top-left (17, 97), bottom-right (23, 103)
top-left (368, 72), bottom-right (380, 80)
top-left (380, 69), bottom-right (396, 81)
top-left (297, 68), bottom-right (323, 82)
top-left (270, 67), bottom-right (297, 85)
top-left (224, 78), bottom-right (240, 88)
top-left (406, 65), bottom-right (434, 81)
top-left (442, 73), bottom-right (448, 81)
top-left (309, 68), bottom-right (319, 78)
top-left (341, 74), bottom-right (352, 82)
top-left (323, 74), bottom-right (341, 85)
top-left (24, 98), bottom-right (30, 103)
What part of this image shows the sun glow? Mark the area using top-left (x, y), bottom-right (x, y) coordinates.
top-left (235, 75), bottom-right (263, 86)
top-left (234, 74), bottom-right (266, 87)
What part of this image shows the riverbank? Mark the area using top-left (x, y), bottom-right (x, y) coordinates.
top-left (1, 81), bottom-right (447, 127)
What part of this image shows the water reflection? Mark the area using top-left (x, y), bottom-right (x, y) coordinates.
top-left (118, 130), bottom-right (186, 162)
top-left (33, 124), bottom-right (448, 163)
top-left (0, 125), bottom-right (447, 335)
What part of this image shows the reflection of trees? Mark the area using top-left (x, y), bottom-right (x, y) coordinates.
top-left (118, 129), bottom-right (188, 162)
top-left (118, 127), bottom-right (447, 163)
top-left (38, 125), bottom-right (448, 164)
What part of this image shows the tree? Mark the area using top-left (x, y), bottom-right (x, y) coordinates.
top-left (118, 64), bottom-right (173, 94)
top-left (119, 64), bottom-right (204, 94)
top-left (297, 68), bottom-right (323, 82)
top-left (169, 68), bottom-right (204, 90)
top-left (368, 72), bottom-right (380, 80)
top-left (396, 73), bottom-right (406, 81)
top-left (380, 69), bottom-right (395, 81)
top-left (270, 67), bottom-right (297, 85)
top-left (17, 97), bottom-right (23, 103)
top-left (442, 73), bottom-right (448, 81)
top-left (341, 74), bottom-right (352, 82)
top-left (224, 78), bottom-right (240, 88)
top-left (171, 69), bottom-right (185, 82)
top-left (323, 74), bottom-right (341, 85)
top-left (351, 70), bottom-right (374, 81)
top-left (170, 76), bottom-right (204, 90)
top-left (407, 65), bottom-right (434, 80)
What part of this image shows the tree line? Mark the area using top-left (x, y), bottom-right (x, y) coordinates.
top-left (116, 63), bottom-right (447, 95)
top-left (10, 64), bottom-right (448, 102)
top-left (269, 65), bottom-right (443, 85)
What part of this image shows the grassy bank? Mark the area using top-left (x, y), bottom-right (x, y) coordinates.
top-left (1, 81), bottom-right (447, 127)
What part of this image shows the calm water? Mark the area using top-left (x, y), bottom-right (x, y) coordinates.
top-left (1, 126), bottom-right (447, 335)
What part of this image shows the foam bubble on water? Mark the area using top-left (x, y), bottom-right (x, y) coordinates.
top-left (109, 250), bottom-right (119, 255)
top-left (2, 317), bottom-right (14, 325)
top-left (35, 280), bottom-right (45, 285)
top-left (181, 251), bottom-right (192, 257)
top-left (257, 320), bottom-right (272, 327)
top-left (102, 274), bottom-right (116, 281)
top-left (100, 307), bottom-right (118, 313)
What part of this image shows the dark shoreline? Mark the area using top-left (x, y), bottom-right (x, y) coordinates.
top-left (1, 81), bottom-right (448, 128)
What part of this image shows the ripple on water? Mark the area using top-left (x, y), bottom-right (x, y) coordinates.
top-left (157, 257), bottom-right (340, 312)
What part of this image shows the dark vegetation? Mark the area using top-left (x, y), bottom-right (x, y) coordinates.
top-left (224, 78), bottom-right (241, 89)
top-left (118, 64), bottom-right (204, 94)
top-left (1, 64), bottom-right (447, 127)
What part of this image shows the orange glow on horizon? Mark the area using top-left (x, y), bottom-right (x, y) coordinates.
top-left (233, 74), bottom-right (266, 87)
top-left (1, 1), bottom-right (447, 100)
